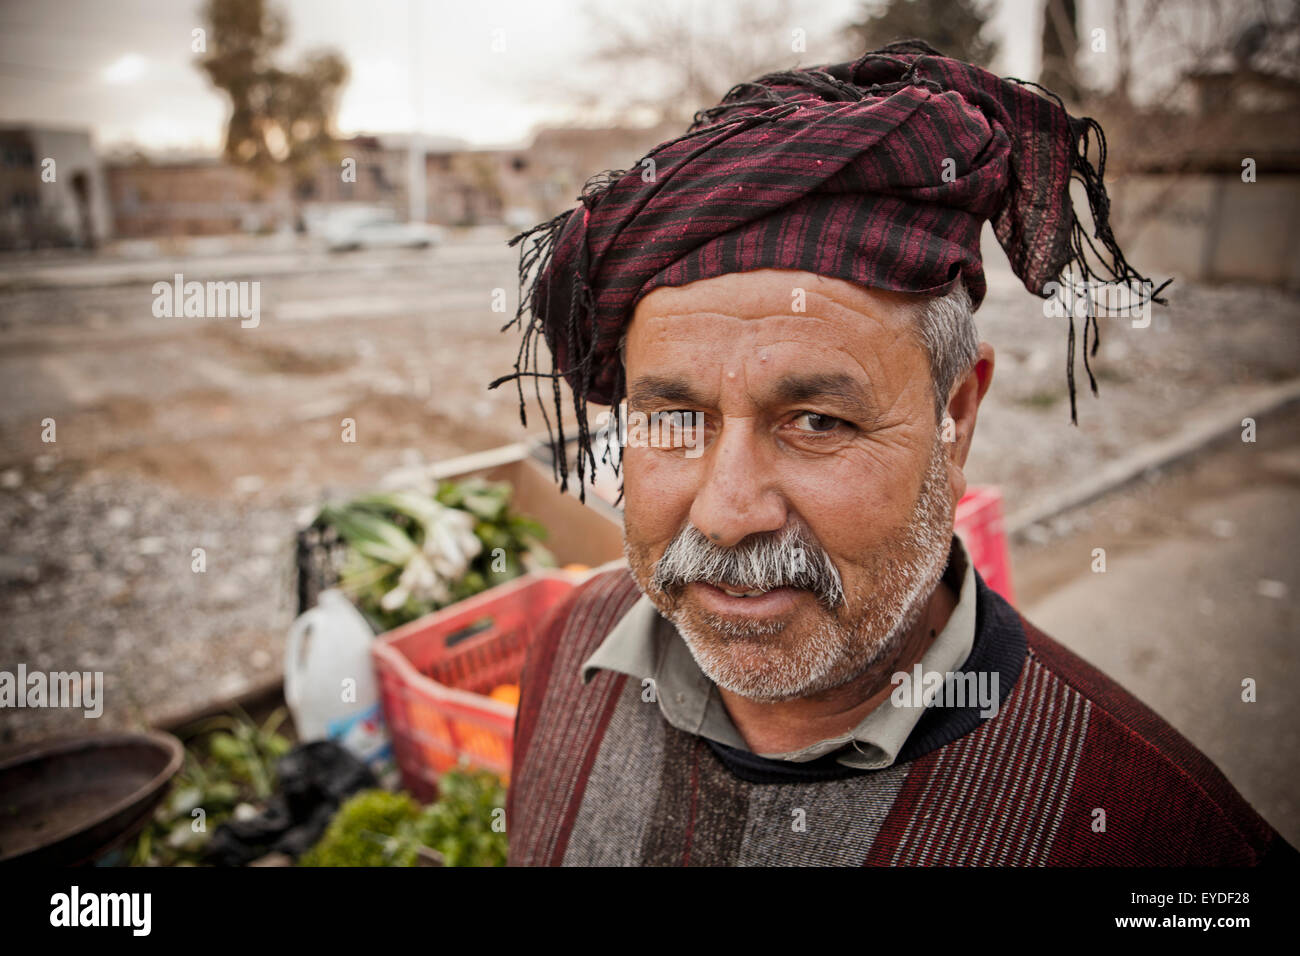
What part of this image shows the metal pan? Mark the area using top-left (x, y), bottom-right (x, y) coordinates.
top-left (0, 730), bottom-right (184, 866)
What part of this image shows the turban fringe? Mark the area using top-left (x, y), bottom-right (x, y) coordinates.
top-left (489, 39), bottom-right (1171, 501)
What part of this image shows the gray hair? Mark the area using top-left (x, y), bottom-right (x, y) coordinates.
top-left (912, 277), bottom-right (979, 422)
top-left (616, 278), bottom-right (978, 423)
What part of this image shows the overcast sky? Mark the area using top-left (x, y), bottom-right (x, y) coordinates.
top-left (0, 0), bottom-right (1046, 153)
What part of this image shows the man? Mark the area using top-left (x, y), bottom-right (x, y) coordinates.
top-left (491, 41), bottom-right (1294, 866)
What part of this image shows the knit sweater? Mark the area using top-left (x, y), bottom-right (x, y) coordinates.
top-left (507, 568), bottom-right (1295, 866)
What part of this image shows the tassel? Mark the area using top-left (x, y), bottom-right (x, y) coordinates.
top-left (488, 165), bottom-right (635, 502)
top-left (1062, 113), bottom-right (1173, 423)
top-left (1009, 79), bottom-right (1174, 424)
top-left (488, 208), bottom-right (570, 486)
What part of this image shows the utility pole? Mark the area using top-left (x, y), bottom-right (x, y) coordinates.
top-left (407, 0), bottom-right (426, 223)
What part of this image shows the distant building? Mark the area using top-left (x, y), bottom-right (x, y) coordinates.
top-left (107, 136), bottom-right (416, 238)
top-left (0, 125), bottom-right (111, 250)
top-left (421, 148), bottom-right (510, 225)
top-left (1078, 59), bottom-right (1300, 289)
top-left (520, 121), bottom-right (684, 220)
top-left (299, 135), bottom-right (407, 208)
top-left (319, 125), bottom-right (683, 230)
top-left (1186, 65), bottom-right (1300, 118)
top-left (106, 157), bottom-right (292, 238)
top-left (411, 121), bottom-right (684, 231)
top-left (95, 121), bottom-right (690, 239)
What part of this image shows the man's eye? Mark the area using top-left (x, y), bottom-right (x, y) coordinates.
top-left (631, 409), bottom-right (707, 449)
top-left (792, 412), bottom-right (844, 433)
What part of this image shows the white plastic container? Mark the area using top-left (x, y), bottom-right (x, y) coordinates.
top-left (283, 589), bottom-right (391, 767)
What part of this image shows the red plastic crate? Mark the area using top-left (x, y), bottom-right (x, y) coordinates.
top-left (954, 486), bottom-right (1015, 605)
top-left (371, 572), bottom-right (577, 801)
top-left (374, 493), bottom-right (1014, 799)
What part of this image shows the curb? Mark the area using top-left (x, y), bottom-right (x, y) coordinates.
top-left (1005, 378), bottom-right (1300, 539)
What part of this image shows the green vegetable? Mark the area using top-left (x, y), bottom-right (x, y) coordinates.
top-left (409, 767), bottom-right (509, 867)
top-left (298, 766), bottom-right (509, 867)
top-left (315, 477), bottom-right (554, 631)
top-left (298, 790), bottom-right (423, 867)
top-left (129, 707), bottom-right (292, 866)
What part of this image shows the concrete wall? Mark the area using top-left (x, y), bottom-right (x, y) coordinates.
top-left (107, 161), bottom-right (293, 237)
top-left (29, 127), bottom-right (111, 245)
top-left (0, 125), bottom-right (111, 248)
top-left (1105, 174), bottom-right (1300, 289)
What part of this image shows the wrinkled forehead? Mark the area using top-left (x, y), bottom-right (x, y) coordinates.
top-left (630, 269), bottom-right (921, 329)
top-left (624, 269), bottom-right (930, 397)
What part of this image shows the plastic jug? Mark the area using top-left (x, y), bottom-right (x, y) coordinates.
top-left (284, 589), bottom-right (390, 766)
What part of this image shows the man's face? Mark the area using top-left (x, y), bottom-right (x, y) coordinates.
top-left (620, 268), bottom-right (960, 702)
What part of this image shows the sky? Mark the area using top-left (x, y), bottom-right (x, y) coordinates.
top-left (0, 0), bottom-right (1046, 154)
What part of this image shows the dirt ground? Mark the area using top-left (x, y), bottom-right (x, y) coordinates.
top-left (0, 230), bottom-right (1297, 767)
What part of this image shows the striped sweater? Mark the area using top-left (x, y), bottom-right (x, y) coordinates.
top-left (507, 568), bottom-right (1294, 866)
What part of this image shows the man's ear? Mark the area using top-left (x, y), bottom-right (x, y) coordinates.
top-left (943, 343), bottom-right (995, 494)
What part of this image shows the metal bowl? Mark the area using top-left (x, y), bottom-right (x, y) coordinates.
top-left (0, 731), bottom-right (184, 866)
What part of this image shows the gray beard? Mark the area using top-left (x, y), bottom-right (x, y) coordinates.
top-left (642, 436), bottom-right (955, 702)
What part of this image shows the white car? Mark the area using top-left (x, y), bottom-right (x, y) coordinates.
top-left (326, 216), bottom-right (445, 252)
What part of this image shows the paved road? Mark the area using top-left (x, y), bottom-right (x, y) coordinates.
top-left (1014, 402), bottom-right (1300, 847)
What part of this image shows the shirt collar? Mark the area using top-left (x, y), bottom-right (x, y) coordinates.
top-left (579, 536), bottom-right (978, 770)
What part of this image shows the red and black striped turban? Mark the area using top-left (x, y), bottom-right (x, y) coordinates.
top-left (491, 39), bottom-right (1170, 497)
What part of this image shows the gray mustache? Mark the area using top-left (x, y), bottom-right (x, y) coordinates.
top-left (649, 524), bottom-right (844, 609)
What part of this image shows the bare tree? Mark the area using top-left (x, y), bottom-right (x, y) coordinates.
top-left (1041, 0), bottom-right (1082, 103)
top-left (1097, 0), bottom-right (1297, 109)
top-left (1078, 0), bottom-right (1299, 185)
top-left (573, 0), bottom-right (823, 127)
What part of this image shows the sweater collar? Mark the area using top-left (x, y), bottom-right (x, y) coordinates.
top-left (705, 568), bottom-right (1029, 783)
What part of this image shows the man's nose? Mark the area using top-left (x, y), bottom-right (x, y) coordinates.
top-left (689, 419), bottom-right (787, 548)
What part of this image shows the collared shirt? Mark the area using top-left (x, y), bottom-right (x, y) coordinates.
top-left (580, 535), bottom-right (977, 770)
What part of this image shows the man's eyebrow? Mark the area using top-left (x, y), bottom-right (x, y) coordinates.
top-left (770, 372), bottom-right (877, 420)
top-left (627, 372), bottom-right (877, 419)
top-left (626, 376), bottom-right (706, 407)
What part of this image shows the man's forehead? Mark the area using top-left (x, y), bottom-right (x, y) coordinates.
top-left (631, 268), bottom-right (919, 326)
top-left (624, 269), bottom-right (928, 393)
top-left (624, 274), bottom-right (934, 420)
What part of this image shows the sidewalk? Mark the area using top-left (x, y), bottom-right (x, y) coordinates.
top-left (1015, 401), bottom-right (1300, 846)
top-left (0, 227), bottom-right (516, 290)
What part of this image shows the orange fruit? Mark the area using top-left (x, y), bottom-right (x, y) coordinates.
top-left (489, 683), bottom-right (520, 707)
